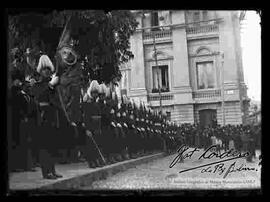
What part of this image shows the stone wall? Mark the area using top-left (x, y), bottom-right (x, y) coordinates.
top-left (171, 104), bottom-right (194, 124)
top-left (194, 101), bottom-right (242, 125)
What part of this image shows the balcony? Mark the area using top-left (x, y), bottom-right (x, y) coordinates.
top-left (148, 92), bottom-right (174, 102)
top-left (143, 29), bottom-right (172, 44)
top-left (192, 89), bottom-right (221, 103)
top-left (186, 23), bottom-right (219, 39)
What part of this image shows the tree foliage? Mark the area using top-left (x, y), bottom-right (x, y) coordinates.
top-left (8, 9), bottom-right (138, 85)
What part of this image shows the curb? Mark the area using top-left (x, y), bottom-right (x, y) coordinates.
top-left (39, 152), bottom-right (166, 189)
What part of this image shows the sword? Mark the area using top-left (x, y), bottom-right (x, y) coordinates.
top-left (86, 130), bottom-right (106, 165)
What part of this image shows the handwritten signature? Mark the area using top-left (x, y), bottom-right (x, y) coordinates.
top-left (169, 145), bottom-right (258, 178)
top-left (201, 161), bottom-right (258, 178)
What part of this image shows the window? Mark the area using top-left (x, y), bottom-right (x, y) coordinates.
top-left (196, 62), bottom-right (215, 89)
top-left (152, 65), bottom-right (169, 93)
top-left (191, 11), bottom-right (209, 25)
top-left (151, 12), bottom-right (160, 31)
top-left (193, 12), bottom-right (200, 22)
top-left (202, 11), bottom-right (208, 21)
top-left (158, 11), bottom-right (171, 29)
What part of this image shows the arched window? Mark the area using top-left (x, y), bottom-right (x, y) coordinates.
top-left (196, 47), bottom-right (211, 55)
top-left (196, 61), bottom-right (215, 89)
top-left (195, 47), bottom-right (215, 89)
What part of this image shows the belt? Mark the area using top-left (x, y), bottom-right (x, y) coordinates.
top-left (39, 102), bottom-right (50, 106)
top-left (91, 115), bottom-right (101, 119)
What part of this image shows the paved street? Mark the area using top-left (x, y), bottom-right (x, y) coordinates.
top-left (81, 148), bottom-right (261, 190)
top-left (9, 153), bottom-right (164, 190)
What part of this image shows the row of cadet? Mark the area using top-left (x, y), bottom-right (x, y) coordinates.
top-left (68, 79), bottom-right (182, 168)
top-left (8, 75), bottom-right (182, 173)
top-left (8, 53), bottom-right (182, 179)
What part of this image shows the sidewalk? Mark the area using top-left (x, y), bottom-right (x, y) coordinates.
top-left (9, 152), bottom-right (165, 190)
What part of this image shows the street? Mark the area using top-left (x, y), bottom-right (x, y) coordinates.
top-left (81, 148), bottom-right (261, 190)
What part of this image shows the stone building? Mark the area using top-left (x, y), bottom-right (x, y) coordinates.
top-left (118, 10), bottom-right (250, 126)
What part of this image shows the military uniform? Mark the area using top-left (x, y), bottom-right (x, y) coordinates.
top-left (246, 127), bottom-right (256, 162)
top-left (126, 105), bottom-right (137, 158)
top-left (80, 100), bottom-right (99, 167)
top-left (120, 107), bottom-right (130, 160)
top-left (144, 114), bottom-right (152, 154)
top-left (99, 97), bottom-right (114, 163)
top-left (114, 106), bottom-right (126, 161)
top-left (9, 69), bottom-right (26, 171)
top-left (137, 109), bottom-right (146, 156)
top-left (82, 82), bottom-right (105, 167)
top-left (109, 107), bottom-right (121, 162)
top-left (30, 76), bottom-right (60, 179)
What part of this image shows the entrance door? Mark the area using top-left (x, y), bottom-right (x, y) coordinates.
top-left (199, 109), bottom-right (217, 127)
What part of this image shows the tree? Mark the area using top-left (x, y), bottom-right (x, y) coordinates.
top-left (8, 9), bottom-right (138, 85)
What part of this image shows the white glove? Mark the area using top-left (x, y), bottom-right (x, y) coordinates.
top-left (71, 122), bottom-right (77, 127)
top-left (29, 78), bottom-right (36, 86)
top-left (86, 130), bottom-right (93, 137)
top-left (13, 79), bottom-right (22, 86)
top-left (49, 74), bottom-right (59, 86)
top-left (25, 75), bottom-right (31, 82)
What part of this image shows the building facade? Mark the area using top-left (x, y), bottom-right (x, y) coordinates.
top-left (118, 10), bottom-right (250, 126)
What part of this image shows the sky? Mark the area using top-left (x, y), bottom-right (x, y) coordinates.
top-left (240, 11), bottom-right (261, 102)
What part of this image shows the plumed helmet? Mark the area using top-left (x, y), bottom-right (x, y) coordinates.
top-left (37, 55), bottom-right (55, 73)
top-left (87, 80), bottom-right (100, 97)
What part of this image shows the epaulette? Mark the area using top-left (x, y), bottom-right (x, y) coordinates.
top-left (137, 128), bottom-right (141, 132)
top-left (123, 123), bottom-right (128, 128)
top-left (131, 124), bottom-right (136, 129)
top-left (117, 123), bottom-right (122, 128)
top-left (141, 128), bottom-right (145, 132)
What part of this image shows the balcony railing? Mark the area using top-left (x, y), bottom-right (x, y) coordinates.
top-left (192, 89), bottom-right (221, 99)
top-left (148, 93), bottom-right (174, 101)
top-left (186, 24), bottom-right (219, 35)
top-left (143, 29), bottom-right (172, 41)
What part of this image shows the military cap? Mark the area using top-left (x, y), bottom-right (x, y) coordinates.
top-left (87, 80), bottom-right (100, 97)
top-left (37, 55), bottom-right (55, 73)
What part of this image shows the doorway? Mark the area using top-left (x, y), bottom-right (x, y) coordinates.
top-left (199, 109), bottom-right (217, 127)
